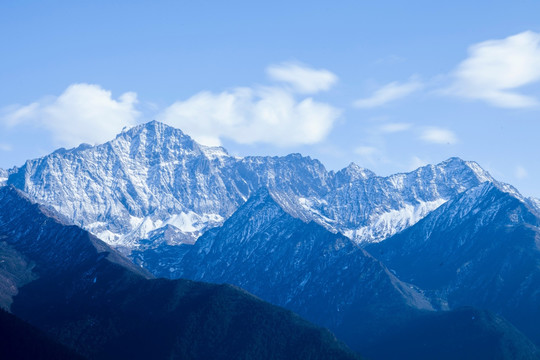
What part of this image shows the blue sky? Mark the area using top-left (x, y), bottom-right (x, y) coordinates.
top-left (1, 1), bottom-right (540, 197)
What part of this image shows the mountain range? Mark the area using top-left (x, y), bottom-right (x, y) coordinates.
top-left (6, 121), bottom-right (507, 253)
top-left (0, 186), bottom-right (360, 359)
top-left (1, 120), bottom-right (540, 359)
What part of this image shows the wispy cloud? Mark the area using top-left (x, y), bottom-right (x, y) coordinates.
top-left (0, 143), bottom-right (12, 152)
top-left (420, 127), bottom-right (457, 144)
top-left (266, 62), bottom-right (338, 94)
top-left (358, 31), bottom-right (540, 110)
top-left (353, 78), bottom-right (423, 108)
top-left (379, 122), bottom-right (412, 133)
top-left (445, 31), bottom-right (540, 108)
top-left (1, 84), bottom-right (140, 148)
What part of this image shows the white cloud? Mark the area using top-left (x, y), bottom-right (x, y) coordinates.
top-left (447, 31), bottom-right (540, 108)
top-left (420, 127), bottom-right (457, 144)
top-left (1, 84), bottom-right (140, 148)
top-left (354, 79), bottom-right (423, 108)
top-left (266, 62), bottom-right (338, 94)
top-left (379, 122), bottom-right (412, 133)
top-left (157, 86), bottom-right (341, 147)
top-left (0, 143), bottom-right (12, 152)
top-left (515, 165), bottom-right (528, 179)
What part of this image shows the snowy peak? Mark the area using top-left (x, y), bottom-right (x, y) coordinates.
top-left (427, 181), bottom-right (539, 232)
top-left (321, 157), bottom-right (497, 244)
top-left (111, 120), bottom-right (201, 160)
top-left (399, 156), bottom-right (494, 195)
top-left (335, 162), bottom-right (376, 183)
top-left (114, 120), bottom-right (231, 161)
top-left (117, 120), bottom-right (187, 140)
top-left (6, 120), bottom-right (509, 252)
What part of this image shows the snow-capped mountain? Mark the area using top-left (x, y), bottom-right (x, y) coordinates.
top-left (367, 182), bottom-right (540, 345)
top-left (6, 121), bottom-right (498, 253)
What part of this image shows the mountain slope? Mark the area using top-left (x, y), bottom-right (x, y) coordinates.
top-left (170, 189), bottom-right (434, 350)
top-left (362, 307), bottom-right (540, 360)
top-left (174, 189), bottom-right (433, 336)
top-left (367, 182), bottom-right (540, 345)
top-left (161, 188), bottom-right (540, 358)
top-left (7, 121), bottom-right (493, 257)
top-left (0, 186), bottom-right (360, 360)
top-left (0, 308), bottom-right (85, 360)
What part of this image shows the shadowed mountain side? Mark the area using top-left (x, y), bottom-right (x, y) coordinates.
top-left (153, 188), bottom-right (540, 358)
top-left (0, 186), bottom-right (360, 360)
top-left (0, 308), bottom-right (85, 360)
top-left (162, 189), bottom-right (448, 351)
top-left (362, 308), bottom-right (540, 360)
top-left (368, 183), bottom-right (540, 346)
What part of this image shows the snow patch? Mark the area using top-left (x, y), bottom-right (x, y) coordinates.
top-left (348, 199), bottom-right (448, 244)
top-left (200, 145), bottom-right (230, 160)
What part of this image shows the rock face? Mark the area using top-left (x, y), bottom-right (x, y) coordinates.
top-left (173, 189), bottom-right (433, 344)
top-left (142, 187), bottom-right (540, 358)
top-left (0, 186), bottom-right (361, 360)
top-left (7, 121), bottom-right (496, 256)
top-left (367, 182), bottom-right (540, 345)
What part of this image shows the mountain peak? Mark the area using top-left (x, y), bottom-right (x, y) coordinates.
top-left (233, 187), bottom-right (282, 217)
top-left (439, 157), bottom-right (494, 183)
top-left (337, 162), bottom-right (376, 181)
top-left (117, 120), bottom-right (189, 140)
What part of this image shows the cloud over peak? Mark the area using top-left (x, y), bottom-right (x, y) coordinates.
top-left (1, 84), bottom-right (140, 148)
top-left (157, 62), bottom-right (341, 147)
top-left (158, 86), bottom-right (340, 147)
top-left (266, 62), bottom-right (338, 94)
